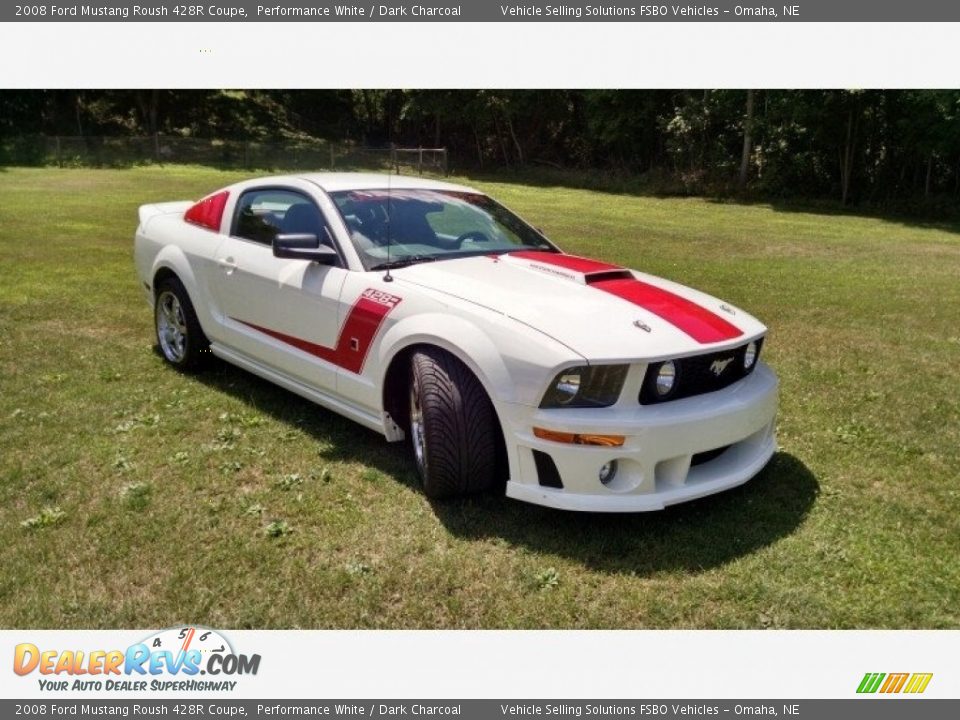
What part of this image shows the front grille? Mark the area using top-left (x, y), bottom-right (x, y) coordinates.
top-left (639, 338), bottom-right (763, 405)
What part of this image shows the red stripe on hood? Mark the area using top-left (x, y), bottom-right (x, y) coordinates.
top-left (510, 251), bottom-right (742, 344)
top-left (591, 277), bottom-right (742, 344)
top-left (510, 251), bottom-right (620, 274)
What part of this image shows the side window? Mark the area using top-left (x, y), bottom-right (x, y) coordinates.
top-left (233, 189), bottom-right (333, 247)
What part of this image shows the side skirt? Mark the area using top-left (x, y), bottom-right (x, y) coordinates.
top-left (209, 343), bottom-right (387, 437)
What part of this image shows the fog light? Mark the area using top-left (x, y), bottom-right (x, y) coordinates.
top-left (599, 460), bottom-right (618, 485)
top-left (743, 341), bottom-right (758, 369)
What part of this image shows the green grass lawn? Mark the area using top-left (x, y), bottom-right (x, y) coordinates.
top-left (1, 165), bottom-right (958, 629)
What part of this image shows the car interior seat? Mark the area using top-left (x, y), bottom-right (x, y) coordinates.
top-left (282, 203), bottom-right (329, 245)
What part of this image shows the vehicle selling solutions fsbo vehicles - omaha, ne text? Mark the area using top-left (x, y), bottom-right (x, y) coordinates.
top-left (134, 173), bottom-right (778, 511)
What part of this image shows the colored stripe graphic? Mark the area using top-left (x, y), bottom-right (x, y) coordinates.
top-left (857, 672), bottom-right (932, 694)
top-left (904, 673), bottom-right (933, 694)
top-left (880, 673), bottom-right (909, 693)
top-left (857, 673), bottom-right (885, 693)
top-left (511, 251), bottom-right (743, 344)
top-left (232, 291), bottom-right (400, 375)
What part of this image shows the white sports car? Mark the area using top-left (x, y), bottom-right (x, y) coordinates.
top-left (134, 173), bottom-right (777, 512)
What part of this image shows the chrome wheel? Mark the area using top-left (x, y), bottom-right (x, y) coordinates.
top-left (409, 375), bottom-right (428, 476)
top-left (156, 290), bottom-right (188, 363)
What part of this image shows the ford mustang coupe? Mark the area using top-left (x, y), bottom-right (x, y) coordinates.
top-left (134, 173), bottom-right (777, 511)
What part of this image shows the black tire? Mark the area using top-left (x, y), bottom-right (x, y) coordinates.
top-left (409, 347), bottom-right (500, 499)
top-left (154, 276), bottom-right (210, 371)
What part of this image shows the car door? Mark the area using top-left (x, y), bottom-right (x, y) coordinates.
top-left (212, 186), bottom-right (348, 392)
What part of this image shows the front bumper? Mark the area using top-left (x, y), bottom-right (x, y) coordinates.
top-left (501, 362), bottom-right (778, 512)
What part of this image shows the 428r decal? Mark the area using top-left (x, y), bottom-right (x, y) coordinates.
top-left (361, 288), bottom-right (402, 309)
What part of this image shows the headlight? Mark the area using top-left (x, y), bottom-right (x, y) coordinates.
top-left (540, 365), bottom-right (629, 408)
top-left (553, 371), bottom-right (582, 404)
top-left (655, 360), bottom-right (677, 397)
top-left (743, 340), bottom-right (758, 369)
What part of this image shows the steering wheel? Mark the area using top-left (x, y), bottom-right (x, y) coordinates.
top-left (455, 230), bottom-right (491, 247)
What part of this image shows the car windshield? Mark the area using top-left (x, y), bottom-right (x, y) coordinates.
top-left (328, 188), bottom-right (557, 269)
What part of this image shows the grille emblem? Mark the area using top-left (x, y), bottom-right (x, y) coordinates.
top-left (709, 357), bottom-right (734, 376)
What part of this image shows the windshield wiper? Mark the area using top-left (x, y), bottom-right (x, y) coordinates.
top-left (369, 255), bottom-right (438, 271)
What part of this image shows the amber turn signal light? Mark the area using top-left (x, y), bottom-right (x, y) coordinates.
top-left (533, 427), bottom-right (625, 447)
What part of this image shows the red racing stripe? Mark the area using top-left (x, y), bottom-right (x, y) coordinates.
top-left (232, 290), bottom-right (400, 374)
top-left (511, 250), bottom-right (742, 344)
top-left (591, 277), bottom-right (742, 344)
top-left (510, 250), bottom-right (620, 274)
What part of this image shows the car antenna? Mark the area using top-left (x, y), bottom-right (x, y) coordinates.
top-left (383, 165), bottom-right (393, 282)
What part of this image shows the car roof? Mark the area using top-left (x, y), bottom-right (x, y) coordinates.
top-left (262, 172), bottom-right (481, 194)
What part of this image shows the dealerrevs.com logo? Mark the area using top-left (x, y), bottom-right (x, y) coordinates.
top-left (13, 627), bottom-right (260, 692)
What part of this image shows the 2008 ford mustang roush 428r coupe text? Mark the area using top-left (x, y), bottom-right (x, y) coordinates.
top-left (134, 173), bottom-right (778, 511)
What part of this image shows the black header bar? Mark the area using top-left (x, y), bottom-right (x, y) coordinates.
top-left (4, 1), bottom-right (958, 22)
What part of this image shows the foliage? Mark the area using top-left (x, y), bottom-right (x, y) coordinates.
top-left (21, 507), bottom-right (67, 530)
top-left (1, 90), bottom-right (958, 213)
top-left (264, 520), bottom-right (293, 539)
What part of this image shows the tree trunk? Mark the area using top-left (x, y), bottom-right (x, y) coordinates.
top-left (473, 126), bottom-right (483, 169)
top-left (74, 90), bottom-right (84, 137)
top-left (840, 106), bottom-right (858, 206)
top-left (505, 112), bottom-right (524, 165)
top-left (492, 113), bottom-right (510, 166)
top-left (149, 89), bottom-right (159, 136)
top-left (738, 89), bottom-right (755, 189)
top-left (700, 89), bottom-right (708, 174)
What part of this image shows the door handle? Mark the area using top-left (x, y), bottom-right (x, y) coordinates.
top-left (217, 257), bottom-right (237, 274)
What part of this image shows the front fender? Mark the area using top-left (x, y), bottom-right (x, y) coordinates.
top-left (377, 313), bottom-right (513, 402)
top-left (376, 311), bottom-right (582, 407)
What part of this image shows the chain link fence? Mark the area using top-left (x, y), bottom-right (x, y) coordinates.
top-left (0, 135), bottom-right (448, 175)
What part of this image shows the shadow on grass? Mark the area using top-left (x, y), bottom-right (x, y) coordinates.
top-left (432, 451), bottom-right (817, 575)
top-left (182, 353), bottom-right (818, 576)
top-left (705, 196), bottom-right (960, 235)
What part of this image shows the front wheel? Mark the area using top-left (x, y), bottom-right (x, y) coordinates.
top-left (154, 277), bottom-right (209, 371)
top-left (409, 348), bottom-right (501, 499)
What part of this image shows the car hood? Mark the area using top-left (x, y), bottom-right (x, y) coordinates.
top-left (392, 251), bottom-right (766, 363)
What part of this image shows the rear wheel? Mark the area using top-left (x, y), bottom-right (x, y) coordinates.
top-left (154, 277), bottom-right (209, 371)
top-left (409, 347), bottom-right (500, 499)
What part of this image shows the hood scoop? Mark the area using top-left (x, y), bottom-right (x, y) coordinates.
top-left (583, 269), bottom-right (634, 284)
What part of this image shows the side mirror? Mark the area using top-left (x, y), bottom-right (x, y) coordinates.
top-left (273, 234), bottom-right (339, 265)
